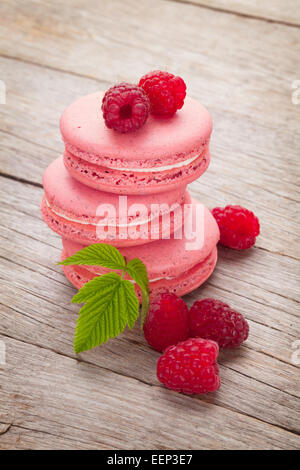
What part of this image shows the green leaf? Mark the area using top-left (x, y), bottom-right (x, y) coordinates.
top-left (59, 243), bottom-right (126, 270)
top-left (126, 258), bottom-right (149, 325)
top-left (126, 258), bottom-right (149, 293)
top-left (73, 273), bottom-right (139, 353)
top-left (71, 273), bottom-right (119, 304)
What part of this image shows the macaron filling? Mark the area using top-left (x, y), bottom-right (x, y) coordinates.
top-left (41, 189), bottom-right (191, 246)
top-left (63, 149), bottom-right (210, 194)
top-left (42, 190), bottom-right (189, 228)
top-left (87, 152), bottom-right (201, 173)
top-left (64, 141), bottom-right (209, 172)
top-left (44, 197), bottom-right (170, 227)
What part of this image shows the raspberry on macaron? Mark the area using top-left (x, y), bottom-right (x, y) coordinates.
top-left (102, 83), bottom-right (150, 133)
top-left (139, 70), bottom-right (186, 116)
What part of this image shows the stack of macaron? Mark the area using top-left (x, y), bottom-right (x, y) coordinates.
top-left (41, 71), bottom-right (220, 299)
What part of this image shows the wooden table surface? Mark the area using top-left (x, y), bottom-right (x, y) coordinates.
top-left (0, 0), bottom-right (299, 450)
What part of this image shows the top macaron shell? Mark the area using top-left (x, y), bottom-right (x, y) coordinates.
top-left (61, 92), bottom-right (212, 194)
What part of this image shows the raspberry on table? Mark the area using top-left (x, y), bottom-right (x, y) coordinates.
top-left (101, 83), bottom-right (150, 133)
top-left (143, 293), bottom-right (189, 352)
top-left (157, 338), bottom-right (220, 394)
top-left (139, 70), bottom-right (186, 116)
top-left (189, 298), bottom-right (249, 348)
top-left (211, 205), bottom-right (260, 250)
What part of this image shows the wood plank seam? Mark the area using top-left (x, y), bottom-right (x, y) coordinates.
top-left (208, 281), bottom-right (300, 323)
top-left (216, 270), bottom-right (300, 305)
top-left (255, 246), bottom-right (299, 263)
top-left (0, 423), bottom-right (11, 436)
top-left (0, 128), bottom-right (58, 154)
top-left (0, 53), bottom-right (113, 86)
top-left (197, 182), bottom-right (300, 233)
top-left (0, 301), bottom-right (64, 330)
top-left (1, 225), bottom-right (59, 250)
top-left (165, 0), bottom-right (300, 29)
top-left (1, 326), bottom-right (299, 422)
top-left (0, 173), bottom-right (43, 189)
top-left (220, 360), bottom-right (300, 400)
top-left (0, 422), bottom-right (103, 448)
top-left (0, 254), bottom-right (69, 288)
top-left (1, 331), bottom-right (298, 440)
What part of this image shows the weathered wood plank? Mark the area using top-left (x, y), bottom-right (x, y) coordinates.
top-left (0, 335), bottom-right (299, 450)
top-left (171, 0), bottom-right (300, 26)
top-left (1, 0), bottom-right (300, 81)
top-left (0, 422), bottom-right (99, 450)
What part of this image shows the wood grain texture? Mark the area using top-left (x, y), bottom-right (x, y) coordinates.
top-left (0, 175), bottom-right (299, 448)
top-left (0, 0), bottom-right (299, 450)
top-left (1, 335), bottom-right (299, 450)
top-left (171, 0), bottom-right (300, 26)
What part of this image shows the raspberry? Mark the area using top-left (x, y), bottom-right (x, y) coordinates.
top-left (189, 299), bottom-right (249, 348)
top-left (212, 205), bottom-right (260, 250)
top-left (157, 338), bottom-right (220, 394)
top-left (139, 70), bottom-right (186, 116)
top-left (101, 83), bottom-right (149, 133)
top-left (143, 293), bottom-right (189, 352)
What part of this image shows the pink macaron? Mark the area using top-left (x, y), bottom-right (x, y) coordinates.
top-left (41, 157), bottom-right (190, 247)
top-left (61, 92), bottom-right (212, 195)
top-left (61, 200), bottom-right (220, 299)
